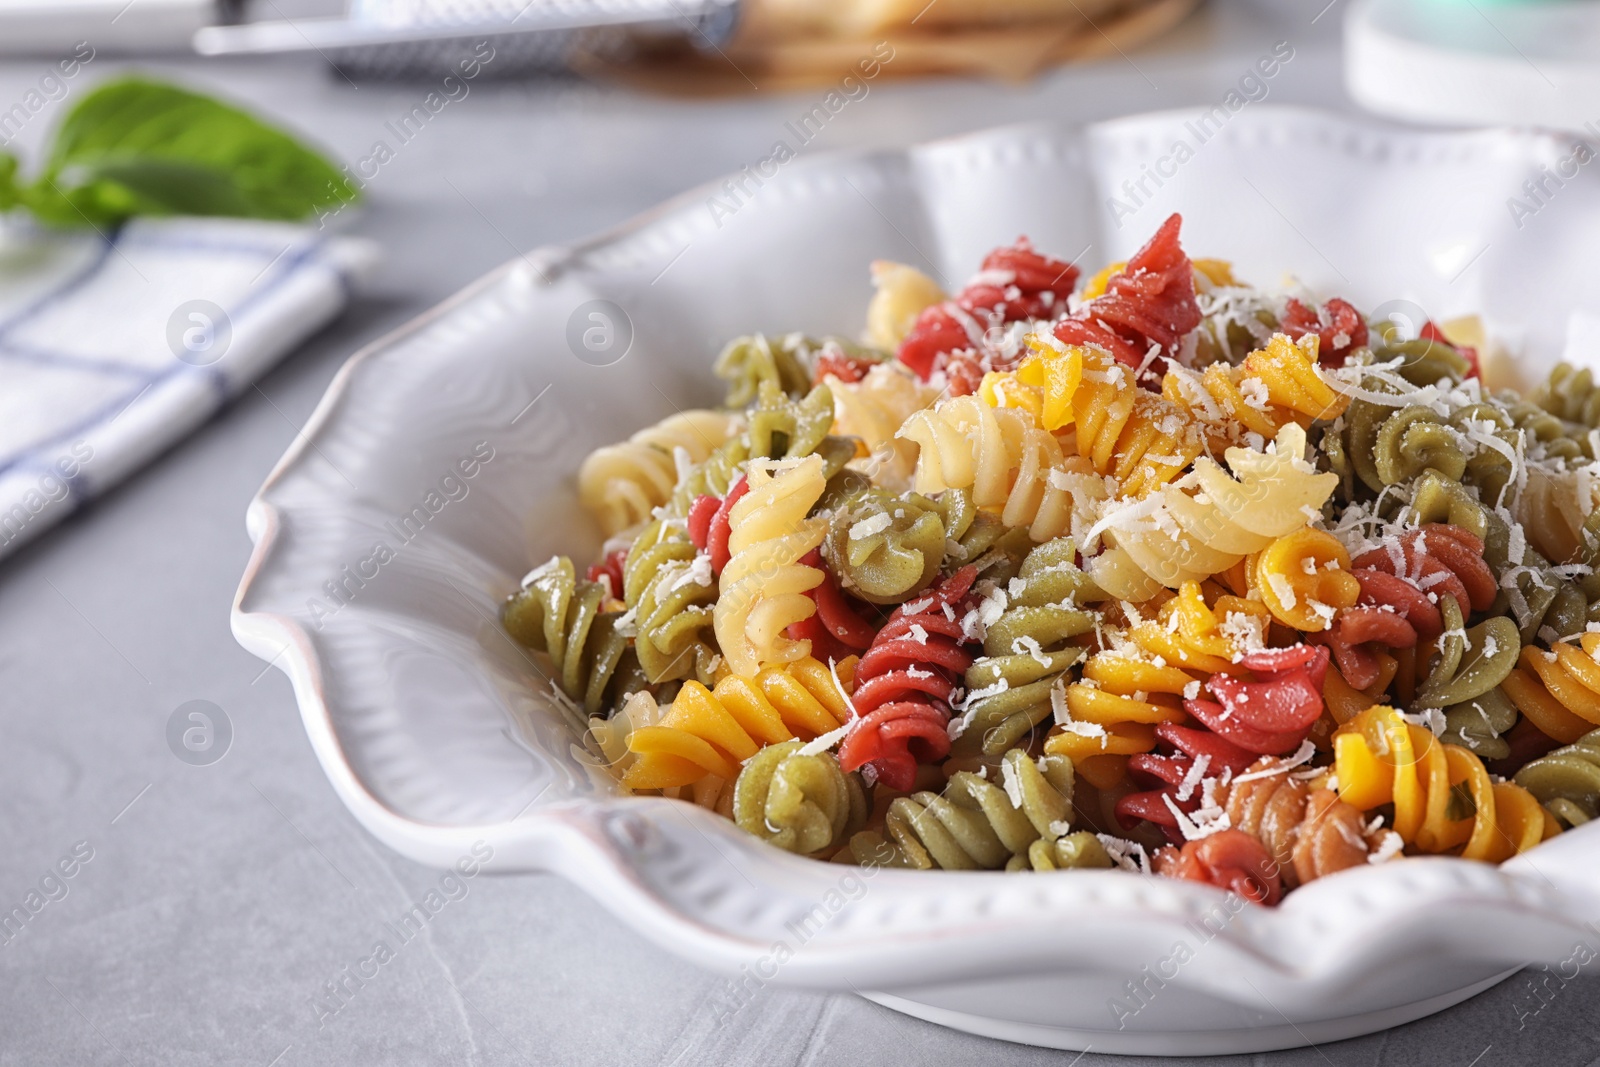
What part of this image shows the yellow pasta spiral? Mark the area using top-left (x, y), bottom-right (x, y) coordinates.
top-left (1253, 527), bottom-right (1362, 632)
top-left (1047, 584), bottom-right (1264, 786)
top-left (1134, 581), bottom-right (1271, 673)
top-left (713, 455), bottom-right (828, 677)
top-left (577, 409), bottom-right (742, 537)
top-left (1500, 634), bottom-right (1600, 745)
top-left (1049, 652), bottom-right (1188, 775)
top-left (1242, 332), bottom-right (1350, 419)
top-left (1162, 333), bottom-right (1349, 453)
top-left (898, 394), bottom-right (1105, 542)
top-left (1007, 341), bottom-right (1203, 497)
top-left (621, 657), bottom-right (852, 790)
top-left (1333, 705), bottom-right (1550, 861)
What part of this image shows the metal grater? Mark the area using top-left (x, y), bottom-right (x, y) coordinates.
top-left (193, 0), bottom-right (742, 79)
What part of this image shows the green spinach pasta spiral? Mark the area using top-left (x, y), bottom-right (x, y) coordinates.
top-left (1504, 390), bottom-right (1598, 463)
top-left (748, 380), bottom-right (834, 459)
top-left (844, 750), bottom-right (1092, 871)
top-left (1531, 362), bottom-right (1600, 430)
top-left (950, 538), bottom-right (1103, 759)
top-left (1324, 396), bottom-right (1470, 497)
top-left (621, 519), bottom-right (719, 684)
top-left (1374, 328), bottom-right (1472, 389)
top-left (668, 435), bottom-right (750, 516)
top-left (936, 486), bottom-right (1034, 580)
top-left (731, 740), bottom-right (868, 855)
top-left (1412, 595), bottom-right (1520, 711)
top-left (714, 333), bottom-right (815, 408)
top-left (664, 381), bottom-right (858, 518)
top-left (504, 556), bottom-right (633, 717)
top-left (716, 334), bottom-right (882, 408)
top-left (1514, 727), bottom-right (1600, 828)
top-left (1440, 688), bottom-right (1520, 761)
top-left (821, 487), bottom-right (944, 605)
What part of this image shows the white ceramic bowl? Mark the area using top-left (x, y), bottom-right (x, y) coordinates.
top-left (232, 107), bottom-right (1600, 1055)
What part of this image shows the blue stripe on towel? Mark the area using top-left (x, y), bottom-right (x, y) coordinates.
top-left (0, 231), bottom-right (340, 489)
top-left (0, 234), bottom-right (117, 343)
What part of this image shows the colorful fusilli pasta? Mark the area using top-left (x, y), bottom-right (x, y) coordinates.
top-left (507, 214), bottom-right (1598, 903)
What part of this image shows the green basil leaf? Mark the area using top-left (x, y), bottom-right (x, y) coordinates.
top-left (25, 76), bottom-right (359, 226)
top-left (0, 152), bottom-right (19, 212)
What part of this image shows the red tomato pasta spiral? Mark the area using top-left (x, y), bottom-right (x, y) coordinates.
top-left (896, 239), bottom-right (1081, 383)
top-left (1051, 212), bottom-right (1201, 382)
top-left (786, 548), bottom-right (878, 666)
top-left (838, 567), bottom-right (979, 790)
top-left (1279, 296), bottom-right (1367, 366)
top-left (1116, 646), bottom-right (1329, 840)
top-left (1315, 525), bottom-right (1497, 689)
top-left (1152, 828), bottom-right (1283, 905)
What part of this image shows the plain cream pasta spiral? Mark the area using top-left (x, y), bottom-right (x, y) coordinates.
top-left (864, 260), bottom-right (945, 350)
top-left (713, 454), bottom-right (829, 677)
top-left (1088, 422), bottom-right (1339, 600)
top-left (826, 362), bottom-right (941, 493)
top-left (1516, 466), bottom-right (1600, 564)
top-left (898, 394), bottom-right (1106, 543)
top-left (578, 409), bottom-right (742, 536)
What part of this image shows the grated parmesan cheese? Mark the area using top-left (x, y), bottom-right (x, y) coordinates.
top-left (1011, 634), bottom-right (1052, 668)
top-left (1230, 741), bottom-right (1317, 784)
top-left (672, 445), bottom-right (695, 483)
top-left (1367, 831), bottom-right (1404, 864)
top-left (666, 552), bottom-right (716, 593)
top-left (1164, 793), bottom-right (1231, 841)
top-left (1175, 754), bottom-right (1211, 802)
top-left (1050, 677), bottom-right (1072, 726)
top-left (1397, 706), bottom-right (1446, 737)
top-left (1000, 759), bottom-right (1025, 808)
top-left (1096, 834), bottom-right (1151, 874)
top-left (850, 513), bottom-right (892, 540)
top-left (796, 720), bottom-right (852, 757)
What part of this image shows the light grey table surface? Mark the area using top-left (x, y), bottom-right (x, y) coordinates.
top-left (2, 1), bottom-right (1598, 1064)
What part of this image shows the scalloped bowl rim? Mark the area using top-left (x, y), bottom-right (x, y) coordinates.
top-left (231, 106), bottom-right (1600, 1052)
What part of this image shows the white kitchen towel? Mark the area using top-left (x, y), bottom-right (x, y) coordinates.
top-left (0, 215), bottom-right (377, 559)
